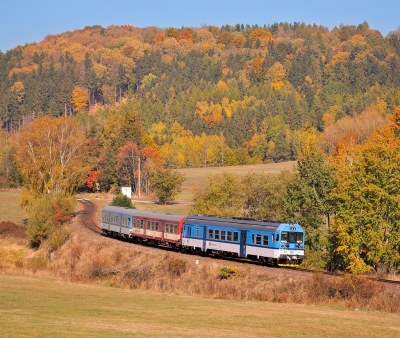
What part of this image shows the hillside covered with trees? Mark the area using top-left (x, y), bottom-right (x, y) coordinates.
top-left (1, 21), bottom-right (400, 274)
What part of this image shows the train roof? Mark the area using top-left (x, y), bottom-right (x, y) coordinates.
top-left (130, 210), bottom-right (186, 222)
top-left (184, 215), bottom-right (302, 232)
top-left (102, 206), bottom-right (186, 222)
top-left (102, 206), bottom-right (135, 216)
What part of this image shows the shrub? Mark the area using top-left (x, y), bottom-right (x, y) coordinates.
top-left (0, 221), bottom-right (26, 239)
top-left (166, 257), bottom-right (187, 277)
top-left (219, 266), bottom-right (239, 279)
top-left (26, 254), bottom-right (48, 273)
top-left (307, 273), bottom-right (384, 302)
top-left (111, 194), bottom-right (135, 208)
top-left (26, 196), bottom-right (57, 248)
top-left (48, 226), bottom-right (70, 251)
top-left (26, 194), bottom-right (75, 248)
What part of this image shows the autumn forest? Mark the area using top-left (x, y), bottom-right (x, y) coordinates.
top-left (1, 21), bottom-right (400, 273)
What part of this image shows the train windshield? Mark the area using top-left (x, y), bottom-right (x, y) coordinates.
top-left (281, 232), bottom-right (303, 243)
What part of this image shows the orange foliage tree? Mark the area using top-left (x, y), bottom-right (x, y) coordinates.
top-left (86, 170), bottom-right (102, 191)
top-left (177, 30), bottom-right (194, 43)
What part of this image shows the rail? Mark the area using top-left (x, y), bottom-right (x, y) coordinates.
top-left (76, 199), bottom-right (400, 287)
top-left (77, 198), bottom-right (103, 235)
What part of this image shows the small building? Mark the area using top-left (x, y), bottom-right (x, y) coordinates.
top-left (121, 186), bottom-right (132, 199)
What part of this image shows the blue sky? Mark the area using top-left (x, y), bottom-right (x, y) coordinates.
top-left (1, 0), bottom-right (399, 53)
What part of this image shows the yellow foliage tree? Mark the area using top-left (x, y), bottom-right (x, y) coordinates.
top-left (10, 81), bottom-right (25, 103)
top-left (71, 86), bottom-right (88, 111)
top-left (249, 28), bottom-right (273, 43)
top-left (265, 62), bottom-right (286, 90)
top-left (253, 55), bottom-right (265, 80)
top-left (16, 116), bottom-right (94, 208)
top-left (232, 35), bottom-right (246, 48)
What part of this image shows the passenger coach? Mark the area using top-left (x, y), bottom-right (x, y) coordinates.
top-left (101, 206), bottom-right (305, 265)
top-left (182, 215), bottom-right (305, 265)
top-left (101, 206), bottom-right (186, 249)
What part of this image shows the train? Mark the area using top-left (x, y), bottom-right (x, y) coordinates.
top-left (101, 206), bottom-right (306, 265)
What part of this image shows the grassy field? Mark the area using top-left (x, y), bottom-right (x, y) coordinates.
top-left (0, 274), bottom-right (398, 338)
top-left (0, 161), bottom-right (296, 220)
top-left (0, 190), bottom-right (25, 224)
top-left (175, 161), bottom-right (296, 201)
top-left (133, 201), bottom-right (191, 215)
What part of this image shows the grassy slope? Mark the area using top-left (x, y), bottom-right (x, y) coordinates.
top-left (0, 274), bottom-right (398, 338)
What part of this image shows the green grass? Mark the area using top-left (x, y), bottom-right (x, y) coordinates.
top-left (0, 190), bottom-right (26, 225)
top-left (175, 161), bottom-right (296, 201)
top-left (0, 274), bottom-right (398, 338)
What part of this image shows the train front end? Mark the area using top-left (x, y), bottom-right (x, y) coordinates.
top-left (275, 224), bottom-right (305, 265)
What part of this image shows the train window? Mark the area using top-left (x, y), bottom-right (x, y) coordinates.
top-left (188, 226), bottom-right (191, 237)
top-left (166, 223), bottom-right (170, 233)
top-left (281, 232), bottom-right (288, 242)
top-left (147, 221), bottom-right (151, 229)
top-left (155, 221), bottom-right (159, 231)
top-left (208, 229), bottom-right (213, 239)
top-left (140, 220), bottom-right (143, 229)
top-left (263, 235), bottom-right (268, 246)
top-left (227, 231), bottom-right (232, 241)
top-left (256, 234), bottom-right (261, 245)
top-left (221, 230), bottom-right (226, 241)
top-left (214, 230), bottom-right (220, 240)
top-left (276, 234), bottom-right (279, 242)
top-left (151, 221), bottom-right (155, 230)
top-left (297, 233), bottom-right (303, 243)
top-left (233, 232), bottom-right (238, 242)
top-left (122, 217), bottom-right (129, 227)
top-left (289, 232), bottom-right (296, 243)
top-left (173, 224), bottom-right (177, 233)
top-left (271, 234), bottom-right (274, 243)
top-left (196, 228), bottom-right (200, 237)
top-left (251, 234), bottom-right (255, 244)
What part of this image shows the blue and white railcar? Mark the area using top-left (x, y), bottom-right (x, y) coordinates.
top-left (182, 215), bottom-right (305, 265)
top-left (101, 206), bottom-right (135, 238)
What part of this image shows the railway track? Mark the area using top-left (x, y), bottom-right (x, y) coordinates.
top-left (77, 198), bottom-right (103, 235)
top-left (76, 198), bottom-right (400, 288)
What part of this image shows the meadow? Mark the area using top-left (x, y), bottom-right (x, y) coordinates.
top-left (0, 162), bottom-right (297, 224)
top-left (0, 190), bottom-right (25, 224)
top-left (175, 161), bottom-right (296, 201)
top-left (0, 162), bottom-right (399, 337)
top-left (0, 274), bottom-right (399, 338)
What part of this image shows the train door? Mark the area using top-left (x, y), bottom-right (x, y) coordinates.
top-left (239, 230), bottom-right (247, 258)
top-left (201, 226), bottom-right (207, 252)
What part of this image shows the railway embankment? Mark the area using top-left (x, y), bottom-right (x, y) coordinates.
top-left (0, 198), bottom-right (399, 313)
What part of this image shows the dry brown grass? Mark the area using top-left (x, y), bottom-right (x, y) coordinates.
top-left (1, 225), bottom-right (398, 314)
top-left (0, 187), bottom-right (399, 317)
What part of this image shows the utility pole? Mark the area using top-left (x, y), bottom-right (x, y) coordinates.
top-left (138, 155), bottom-right (141, 199)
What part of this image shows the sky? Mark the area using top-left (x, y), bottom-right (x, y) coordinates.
top-left (1, 0), bottom-right (399, 53)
